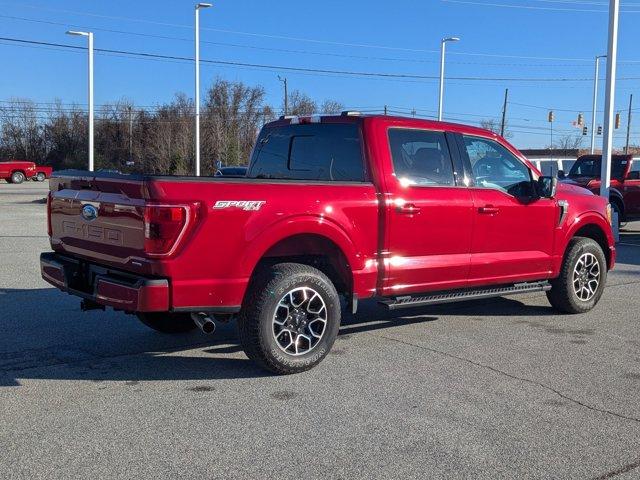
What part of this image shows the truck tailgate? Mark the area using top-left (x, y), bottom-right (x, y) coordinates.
top-left (49, 175), bottom-right (148, 267)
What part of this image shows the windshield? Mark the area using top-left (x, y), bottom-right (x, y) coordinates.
top-left (568, 156), bottom-right (628, 180)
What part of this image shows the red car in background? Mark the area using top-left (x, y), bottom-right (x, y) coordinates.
top-left (0, 160), bottom-right (37, 184)
top-left (560, 154), bottom-right (640, 224)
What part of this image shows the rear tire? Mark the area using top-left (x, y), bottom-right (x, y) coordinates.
top-left (10, 171), bottom-right (25, 184)
top-left (237, 263), bottom-right (341, 375)
top-left (546, 237), bottom-right (607, 314)
top-left (137, 312), bottom-right (197, 333)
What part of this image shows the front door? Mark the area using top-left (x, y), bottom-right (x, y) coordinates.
top-left (457, 134), bottom-right (557, 286)
top-left (381, 128), bottom-right (473, 295)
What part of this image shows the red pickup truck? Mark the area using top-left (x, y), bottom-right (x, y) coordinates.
top-left (0, 160), bottom-right (37, 184)
top-left (560, 154), bottom-right (640, 224)
top-left (40, 114), bottom-right (615, 374)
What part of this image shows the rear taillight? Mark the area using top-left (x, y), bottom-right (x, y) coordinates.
top-left (143, 203), bottom-right (198, 257)
top-left (46, 192), bottom-right (52, 237)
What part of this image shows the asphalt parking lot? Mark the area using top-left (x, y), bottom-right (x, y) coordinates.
top-left (1, 181), bottom-right (640, 479)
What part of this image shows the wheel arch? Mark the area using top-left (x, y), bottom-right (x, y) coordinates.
top-left (241, 217), bottom-right (361, 303)
top-left (566, 218), bottom-right (613, 269)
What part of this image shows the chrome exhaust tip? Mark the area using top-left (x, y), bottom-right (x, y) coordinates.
top-left (191, 312), bottom-right (216, 334)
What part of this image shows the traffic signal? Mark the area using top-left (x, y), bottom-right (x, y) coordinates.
top-left (615, 112), bottom-right (621, 129)
top-left (582, 126), bottom-right (588, 136)
top-left (548, 111), bottom-right (555, 123)
top-left (577, 113), bottom-right (584, 126)
top-left (597, 125), bottom-right (603, 135)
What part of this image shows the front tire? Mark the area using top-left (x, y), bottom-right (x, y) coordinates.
top-left (238, 263), bottom-right (341, 375)
top-left (10, 171), bottom-right (25, 184)
top-left (546, 237), bottom-right (607, 314)
top-left (36, 172), bottom-right (46, 182)
top-left (137, 312), bottom-right (197, 333)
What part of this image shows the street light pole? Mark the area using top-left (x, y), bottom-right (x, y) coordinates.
top-left (66, 30), bottom-right (94, 171)
top-left (438, 37), bottom-right (460, 122)
top-left (600, 0), bottom-right (620, 199)
top-left (590, 55), bottom-right (606, 154)
top-left (194, 3), bottom-right (212, 177)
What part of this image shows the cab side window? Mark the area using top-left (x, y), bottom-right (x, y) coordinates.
top-left (461, 136), bottom-right (532, 197)
top-left (629, 160), bottom-right (640, 180)
top-left (388, 129), bottom-right (455, 186)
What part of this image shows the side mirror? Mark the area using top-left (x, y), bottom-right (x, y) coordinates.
top-left (628, 171), bottom-right (640, 180)
top-left (537, 176), bottom-right (558, 199)
top-left (557, 170), bottom-right (565, 179)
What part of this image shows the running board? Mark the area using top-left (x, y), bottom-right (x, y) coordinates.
top-left (379, 281), bottom-right (551, 310)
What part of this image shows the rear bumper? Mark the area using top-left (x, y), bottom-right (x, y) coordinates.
top-left (40, 252), bottom-right (169, 312)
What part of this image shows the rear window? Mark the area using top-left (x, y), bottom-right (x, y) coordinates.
top-left (248, 123), bottom-right (365, 181)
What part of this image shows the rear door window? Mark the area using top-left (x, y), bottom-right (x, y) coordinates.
top-left (388, 129), bottom-right (456, 186)
top-left (248, 123), bottom-right (365, 181)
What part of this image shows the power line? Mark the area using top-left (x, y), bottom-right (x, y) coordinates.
top-left (3, 13), bottom-right (631, 69)
top-left (4, 1), bottom-right (640, 63)
top-left (5, 35), bottom-right (640, 83)
top-left (441, 0), bottom-right (640, 13)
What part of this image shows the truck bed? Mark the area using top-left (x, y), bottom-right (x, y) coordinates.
top-left (46, 170), bottom-right (380, 311)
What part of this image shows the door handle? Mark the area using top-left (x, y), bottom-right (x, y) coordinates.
top-left (478, 205), bottom-right (499, 215)
top-left (396, 203), bottom-right (421, 215)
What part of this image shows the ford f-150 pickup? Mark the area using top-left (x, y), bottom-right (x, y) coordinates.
top-left (40, 113), bottom-right (615, 374)
top-left (1, 160), bottom-right (37, 184)
top-left (560, 154), bottom-right (640, 225)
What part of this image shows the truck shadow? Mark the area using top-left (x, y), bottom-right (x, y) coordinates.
top-left (0, 287), bottom-right (559, 387)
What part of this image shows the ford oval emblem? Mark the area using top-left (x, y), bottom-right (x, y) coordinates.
top-left (81, 204), bottom-right (98, 221)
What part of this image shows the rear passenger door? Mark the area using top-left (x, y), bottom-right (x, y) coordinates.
top-left (457, 135), bottom-right (557, 285)
top-left (381, 128), bottom-right (474, 295)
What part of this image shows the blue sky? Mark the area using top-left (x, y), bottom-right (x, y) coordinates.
top-left (1, 0), bottom-right (640, 148)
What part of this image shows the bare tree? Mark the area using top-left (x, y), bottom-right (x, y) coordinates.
top-left (202, 78), bottom-right (267, 170)
top-left (320, 99), bottom-right (344, 114)
top-left (554, 134), bottom-right (584, 156)
top-left (0, 98), bottom-right (46, 163)
top-left (287, 90), bottom-right (316, 116)
top-left (480, 118), bottom-right (513, 139)
top-left (0, 81), bottom-right (350, 174)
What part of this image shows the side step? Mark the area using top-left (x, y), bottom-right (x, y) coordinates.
top-left (379, 281), bottom-right (551, 310)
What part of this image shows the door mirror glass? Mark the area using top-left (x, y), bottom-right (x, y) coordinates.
top-left (627, 170), bottom-right (640, 180)
top-left (557, 169), bottom-right (565, 179)
top-left (537, 176), bottom-right (557, 199)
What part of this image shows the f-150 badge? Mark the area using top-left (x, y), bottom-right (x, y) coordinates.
top-left (213, 200), bottom-right (266, 211)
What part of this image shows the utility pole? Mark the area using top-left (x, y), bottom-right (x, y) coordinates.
top-left (600, 0), bottom-right (620, 200)
top-left (278, 76), bottom-right (288, 115)
top-left (548, 110), bottom-right (555, 160)
top-left (625, 94), bottom-right (633, 154)
top-left (128, 106), bottom-right (133, 164)
top-left (500, 88), bottom-right (509, 137)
